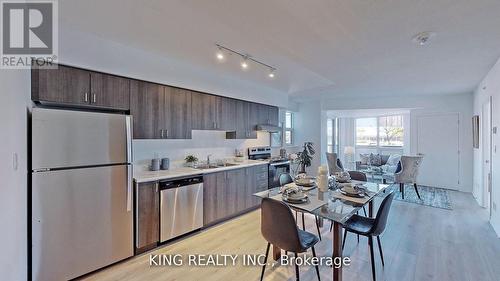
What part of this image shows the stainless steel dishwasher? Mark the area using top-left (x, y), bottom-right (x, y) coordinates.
top-left (159, 175), bottom-right (204, 242)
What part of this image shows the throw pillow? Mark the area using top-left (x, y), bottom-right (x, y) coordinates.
top-left (370, 153), bottom-right (382, 166)
top-left (359, 154), bottom-right (370, 165)
top-left (386, 154), bottom-right (401, 166)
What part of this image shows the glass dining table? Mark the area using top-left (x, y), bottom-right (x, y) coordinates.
top-left (254, 180), bottom-right (390, 281)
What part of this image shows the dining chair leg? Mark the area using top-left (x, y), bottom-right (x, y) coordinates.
top-left (311, 246), bottom-right (321, 281)
top-left (363, 206), bottom-right (367, 216)
top-left (342, 228), bottom-right (347, 251)
top-left (330, 221), bottom-right (333, 232)
top-left (368, 236), bottom-right (377, 281)
top-left (357, 234), bottom-right (360, 243)
top-left (315, 216), bottom-right (322, 241)
top-left (294, 252), bottom-right (300, 281)
top-left (413, 183), bottom-right (421, 200)
top-left (400, 183), bottom-right (405, 199)
top-left (301, 213), bottom-right (306, 231)
top-left (260, 243), bottom-right (270, 281)
top-left (295, 210), bottom-right (298, 222)
top-left (376, 236), bottom-right (384, 267)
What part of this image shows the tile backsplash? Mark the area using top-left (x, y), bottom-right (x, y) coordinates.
top-left (133, 130), bottom-right (273, 171)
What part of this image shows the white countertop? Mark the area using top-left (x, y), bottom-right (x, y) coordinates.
top-left (133, 159), bottom-right (269, 183)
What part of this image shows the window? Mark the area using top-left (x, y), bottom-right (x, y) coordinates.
top-left (356, 118), bottom-right (378, 146)
top-left (327, 118), bottom-right (340, 153)
top-left (378, 115), bottom-right (404, 146)
top-left (284, 111), bottom-right (294, 145)
top-left (355, 115), bottom-right (404, 147)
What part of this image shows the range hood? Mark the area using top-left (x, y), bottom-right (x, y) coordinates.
top-left (256, 124), bottom-right (282, 133)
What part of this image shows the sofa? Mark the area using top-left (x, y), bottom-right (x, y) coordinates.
top-left (356, 153), bottom-right (401, 174)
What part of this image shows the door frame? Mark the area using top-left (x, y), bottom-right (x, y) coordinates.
top-left (482, 97), bottom-right (493, 215)
top-left (415, 112), bottom-right (461, 189)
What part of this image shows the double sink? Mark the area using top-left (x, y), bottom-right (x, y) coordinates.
top-left (193, 163), bottom-right (240, 170)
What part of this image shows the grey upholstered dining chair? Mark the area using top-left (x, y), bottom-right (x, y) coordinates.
top-left (342, 191), bottom-right (396, 281)
top-left (260, 198), bottom-right (320, 281)
top-left (394, 156), bottom-right (423, 199)
top-left (326, 152), bottom-right (344, 175)
top-left (348, 170), bottom-right (367, 182)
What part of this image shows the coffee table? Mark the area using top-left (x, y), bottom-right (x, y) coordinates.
top-left (359, 168), bottom-right (388, 183)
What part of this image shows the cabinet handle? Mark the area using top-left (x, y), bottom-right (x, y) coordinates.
top-left (92, 93), bottom-right (96, 103)
top-left (213, 121), bottom-right (217, 129)
top-left (84, 92), bottom-right (88, 102)
top-left (155, 183), bottom-right (159, 193)
top-left (160, 129), bottom-right (164, 138)
top-left (165, 129), bottom-right (169, 138)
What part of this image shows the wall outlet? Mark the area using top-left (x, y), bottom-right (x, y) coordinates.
top-left (12, 153), bottom-right (18, 171)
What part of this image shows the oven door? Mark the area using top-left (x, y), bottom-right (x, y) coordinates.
top-left (268, 161), bottom-right (291, 188)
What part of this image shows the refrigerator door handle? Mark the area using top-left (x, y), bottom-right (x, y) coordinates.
top-left (125, 116), bottom-right (132, 163)
top-left (127, 165), bottom-right (132, 212)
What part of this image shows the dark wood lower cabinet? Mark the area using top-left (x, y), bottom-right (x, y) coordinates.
top-left (135, 181), bottom-right (159, 254)
top-left (203, 164), bottom-right (268, 226)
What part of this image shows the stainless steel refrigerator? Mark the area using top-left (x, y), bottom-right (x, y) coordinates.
top-left (31, 108), bottom-right (133, 281)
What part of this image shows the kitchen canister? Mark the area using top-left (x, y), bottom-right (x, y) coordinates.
top-left (161, 158), bottom-right (170, 170)
top-left (317, 165), bottom-right (329, 192)
top-left (151, 158), bottom-right (160, 171)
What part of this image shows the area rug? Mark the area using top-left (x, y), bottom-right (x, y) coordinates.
top-left (385, 184), bottom-right (453, 210)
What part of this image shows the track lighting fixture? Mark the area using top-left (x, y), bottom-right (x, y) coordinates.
top-left (268, 68), bottom-right (275, 78)
top-left (241, 56), bottom-right (249, 70)
top-left (215, 43), bottom-right (277, 79)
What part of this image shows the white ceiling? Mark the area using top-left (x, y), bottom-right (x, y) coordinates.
top-left (59, 0), bottom-right (500, 101)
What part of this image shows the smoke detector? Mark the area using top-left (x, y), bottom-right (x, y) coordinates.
top-left (412, 31), bottom-right (436, 46)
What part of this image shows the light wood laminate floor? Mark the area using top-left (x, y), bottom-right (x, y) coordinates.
top-left (82, 191), bottom-right (500, 281)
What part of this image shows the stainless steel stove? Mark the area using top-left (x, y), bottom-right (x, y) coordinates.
top-left (248, 147), bottom-right (290, 188)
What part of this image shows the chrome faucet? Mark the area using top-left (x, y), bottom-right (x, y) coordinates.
top-left (207, 154), bottom-right (212, 167)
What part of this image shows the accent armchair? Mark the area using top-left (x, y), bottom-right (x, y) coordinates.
top-left (326, 152), bottom-right (344, 175)
top-left (394, 155), bottom-right (423, 199)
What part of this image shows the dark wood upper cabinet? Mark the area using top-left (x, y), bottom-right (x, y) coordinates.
top-left (32, 65), bottom-right (90, 106)
top-left (130, 80), bottom-right (165, 139)
top-left (164, 86), bottom-right (192, 139)
top-left (135, 181), bottom-right (159, 254)
top-left (31, 63), bottom-right (279, 139)
top-left (90, 72), bottom-right (130, 110)
top-left (230, 100), bottom-right (257, 139)
top-left (268, 106), bottom-right (280, 126)
top-left (191, 92), bottom-right (221, 130)
top-left (256, 104), bottom-right (279, 126)
top-left (32, 65), bottom-right (130, 110)
top-left (219, 97), bottom-right (237, 131)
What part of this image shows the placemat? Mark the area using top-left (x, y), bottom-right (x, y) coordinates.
top-left (270, 193), bottom-right (326, 212)
top-left (284, 182), bottom-right (317, 192)
top-left (331, 190), bottom-right (373, 205)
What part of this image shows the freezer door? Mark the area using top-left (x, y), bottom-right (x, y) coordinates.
top-left (32, 108), bottom-right (132, 170)
top-left (32, 165), bottom-right (133, 281)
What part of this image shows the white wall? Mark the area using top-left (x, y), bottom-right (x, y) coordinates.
top-left (294, 100), bottom-right (322, 175)
top-left (473, 57), bottom-right (500, 236)
top-left (0, 69), bottom-right (30, 280)
top-left (294, 92), bottom-right (473, 192)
